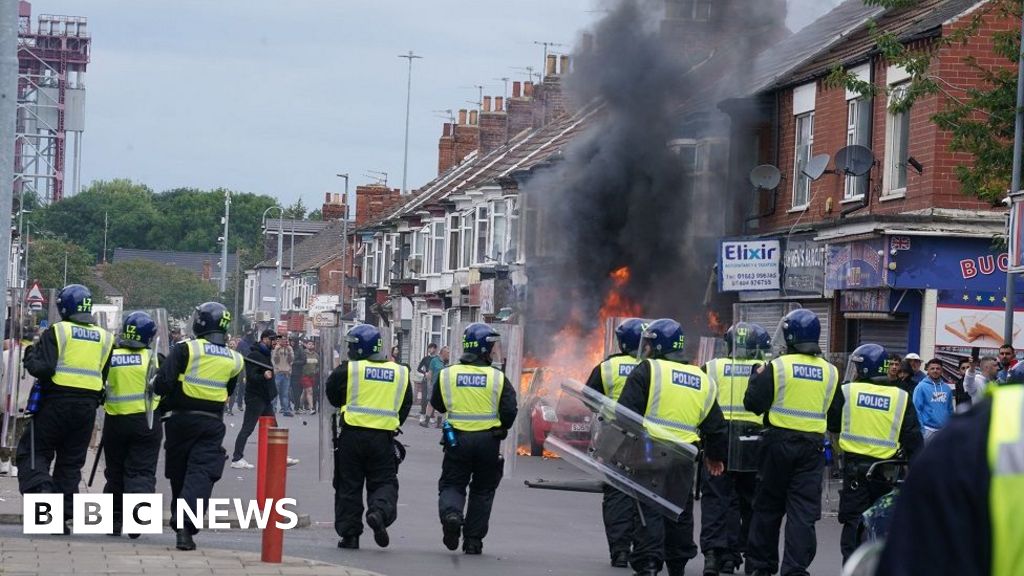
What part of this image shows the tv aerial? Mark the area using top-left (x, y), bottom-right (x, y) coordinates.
top-left (802, 154), bottom-right (831, 181)
top-left (834, 144), bottom-right (876, 176)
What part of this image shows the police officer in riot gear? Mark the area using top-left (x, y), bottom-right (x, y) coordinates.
top-left (17, 284), bottom-right (114, 528)
top-left (700, 322), bottom-right (770, 575)
top-left (325, 324), bottom-right (412, 550)
top-left (875, 361), bottom-right (1024, 574)
top-left (618, 318), bottom-right (728, 576)
top-left (826, 343), bottom-right (921, 565)
top-left (743, 309), bottom-right (841, 576)
top-left (431, 323), bottom-right (518, 555)
top-left (154, 302), bottom-right (243, 551)
top-left (586, 317), bottom-right (645, 568)
top-left (102, 311), bottom-right (163, 538)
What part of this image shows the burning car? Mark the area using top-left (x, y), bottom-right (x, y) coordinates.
top-left (521, 367), bottom-right (593, 456)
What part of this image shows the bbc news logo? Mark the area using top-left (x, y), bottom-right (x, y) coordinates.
top-left (23, 494), bottom-right (299, 534)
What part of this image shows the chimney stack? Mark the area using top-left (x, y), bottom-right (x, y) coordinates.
top-left (545, 54), bottom-right (557, 77)
top-left (512, 81), bottom-right (522, 98)
top-left (438, 122), bottom-right (456, 174)
top-left (479, 94), bottom-right (509, 156)
top-left (322, 191), bottom-right (347, 221)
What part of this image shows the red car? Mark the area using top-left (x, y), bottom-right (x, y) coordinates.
top-left (522, 368), bottom-right (594, 456)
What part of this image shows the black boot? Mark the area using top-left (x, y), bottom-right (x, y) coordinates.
top-left (463, 538), bottom-right (483, 555)
top-left (720, 553), bottom-right (737, 574)
top-left (704, 549), bottom-right (721, 575)
top-left (337, 535), bottom-right (359, 549)
top-left (366, 511), bottom-right (389, 548)
top-left (442, 512), bottom-right (463, 551)
top-left (632, 561), bottom-right (661, 576)
top-left (667, 561), bottom-right (687, 576)
top-left (611, 550), bottom-right (630, 568)
top-left (176, 530), bottom-right (196, 551)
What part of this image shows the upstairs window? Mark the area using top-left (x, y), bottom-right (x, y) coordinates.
top-left (884, 84), bottom-right (911, 197)
top-left (793, 112), bottom-right (815, 208)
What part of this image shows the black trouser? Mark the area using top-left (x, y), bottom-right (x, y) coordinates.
top-left (16, 396), bottom-right (98, 519)
top-left (232, 397), bottom-right (274, 462)
top-left (629, 464), bottom-right (697, 573)
top-left (746, 430), bottom-right (823, 576)
top-left (838, 456), bottom-right (889, 564)
top-left (163, 412), bottom-right (226, 535)
top-left (228, 379), bottom-right (246, 410)
top-left (438, 430), bottom-right (503, 542)
top-left (700, 469), bottom-right (757, 562)
top-left (334, 427), bottom-right (399, 538)
top-left (290, 369), bottom-right (303, 410)
top-left (603, 484), bottom-right (636, 558)
top-left (102, 413), bottom-right (162, 526)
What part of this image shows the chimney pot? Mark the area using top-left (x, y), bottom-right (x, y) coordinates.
top-left (545, 54), bottom-right (557, 76)
top-left (458, 109), bottom-right (468, 124)
top-left (482, 96), bottom-right (492, 112)
top-left (325, 192), bottom-right (331, 202)
top-left (524, 82), bottom-right (534, 97)
top-left (512, 81), bottom-right (522, 98)
top-left (559, 55), bottom-right (570, 75)
top-left (443, 122), bottom-right (452, 136)
top-left (495, 96), bottom-right (504, 112)
top-left (469, 110), bottom-right (479, 125)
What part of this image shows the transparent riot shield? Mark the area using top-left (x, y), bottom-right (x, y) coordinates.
top-left (544, 379), bottom-right (697, 521)
top-left (318, 325), bottom-right (343, 482)
top-left (138, 308), bottom-right (171, 357)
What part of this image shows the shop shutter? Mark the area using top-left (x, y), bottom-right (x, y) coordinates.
top-left (802, 301), bottom-right (831, 356)
top-left (855, 317), bottom-right (910, 357)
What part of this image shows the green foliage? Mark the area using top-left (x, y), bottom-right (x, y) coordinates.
top-left (26, 238), bottom-right (100, 296)
top-left (282, 197), bottom-right (308, 220)
top-left (824, 0), bottom-right (1022, 202)
top-left (307, 208), bottom-right (323, 221)
top-left (102, 259), bottom-right (219, 319)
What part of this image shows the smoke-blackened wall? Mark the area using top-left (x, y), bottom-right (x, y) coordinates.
top-left (521, 0), bottom-right (788, 356)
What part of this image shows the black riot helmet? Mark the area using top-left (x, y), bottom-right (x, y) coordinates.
top-left (192, 302), bottom-right (231, 345)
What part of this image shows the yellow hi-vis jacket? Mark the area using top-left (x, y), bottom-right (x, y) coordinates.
top-left (105, 347), bottom-right (158, 415)
top-left (438, 364), bottom-right (504, 432)
top-left (600, 355), bottom-right (640, 401)
top-left (838, 381), bottom-right (908, 459)
top-left (53, 321), bottom-right (114, 392)
top-left (768, 355), bottom-right (839, 434)
top-left (342, 360), bottom-right (409, 430)
top-left (178, 339), bottom-right (243, 403)
top-left (988, 384), bottom-right (1024, 576)
top-left (643, 359), bottom-right (716, 445)
top-left (705, 357), bottom-right (761, 424)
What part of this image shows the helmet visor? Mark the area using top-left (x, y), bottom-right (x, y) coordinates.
top-left (844, 359), bottom-right (861, 384)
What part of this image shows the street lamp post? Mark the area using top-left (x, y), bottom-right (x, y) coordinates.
top-left (262, 205), bottom-right (285, 329)
top-left (398, 51), bottom-right (422, 196)
top-left (336, 174), bottom-right (350, 316)
top-left (220, 190), bottom-right (231, 294)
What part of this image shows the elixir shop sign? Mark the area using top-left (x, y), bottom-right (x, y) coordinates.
top-left (718, 239), bottom-right (781, 292)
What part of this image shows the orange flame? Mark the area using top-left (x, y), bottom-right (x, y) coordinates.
top-left (706, 310), bottom-right (725, 336)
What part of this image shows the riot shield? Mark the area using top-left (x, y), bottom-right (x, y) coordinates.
top-left (544, 379), bottom-right (697, 520)
top-left (138, 308), bottom-right (170, 357)
top-left (318, 325), bottom-right (342, 482)
top-left (144, 336), bottom-right (160, 429)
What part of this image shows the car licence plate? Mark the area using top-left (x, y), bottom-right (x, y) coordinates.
top-left (571, 423), bottom-right (590, 432)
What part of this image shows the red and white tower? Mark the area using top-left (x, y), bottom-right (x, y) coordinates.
top-left (15, 0), bottom-right (90, 205)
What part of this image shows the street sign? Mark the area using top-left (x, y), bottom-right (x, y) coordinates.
top-left (313, 311), bottom-right (337, 327)
top-left (26, 282), bottom-right (45, 305)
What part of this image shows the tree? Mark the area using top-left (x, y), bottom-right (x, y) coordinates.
top-left (307, 208), bottom-right (323, 221)
top-left (282, 197), bottom-right (308, 220)
top-left (26, 238), bottom-right (100, 296)
top-left (103, 260), bottom-right (219, 319)
top-left (827, 0), bottom-right (1021, 203)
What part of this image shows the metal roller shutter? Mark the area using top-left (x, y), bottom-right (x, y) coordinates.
top-left (802, 301), bottom-right (831, 356)
top-left (855, 318), bottom-right (910, 356)
top-left (733, 300), bottom-right (831, 355)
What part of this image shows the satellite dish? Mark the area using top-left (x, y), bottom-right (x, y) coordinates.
top-left (802, 154), bottom-right (830, 181)
top-left (749, 164), bottom-right (782, 190)
top-left (834, 145), bottom-right (875, 177)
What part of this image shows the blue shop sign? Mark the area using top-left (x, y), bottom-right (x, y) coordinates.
top-left (888, 235), bottom-right (1024, 292)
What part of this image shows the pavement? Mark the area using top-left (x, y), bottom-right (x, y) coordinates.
top-left (0, 536), bottom-right (383, 575)
top-left (0, 406), bottom-right (847, 576)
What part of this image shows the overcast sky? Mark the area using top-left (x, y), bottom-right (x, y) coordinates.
top-left (32, 0), bottom-right (842, 209)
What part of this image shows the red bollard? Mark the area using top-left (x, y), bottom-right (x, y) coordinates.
top-left (256, 415), bottom-right (275, 503)
top-left (261, 427), bottom-right (289, 563)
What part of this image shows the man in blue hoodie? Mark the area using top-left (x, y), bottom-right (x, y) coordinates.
top-left (912, 358), bottom-right (953, 441)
